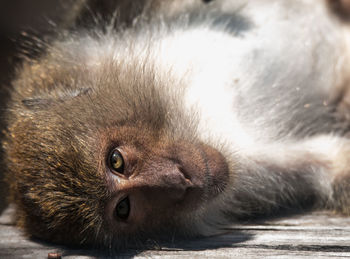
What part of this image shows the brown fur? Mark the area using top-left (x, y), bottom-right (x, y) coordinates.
top-left (328, 0), bottom-right (350, 21)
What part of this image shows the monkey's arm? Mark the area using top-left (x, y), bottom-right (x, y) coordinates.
top-left (223, 135), bottom-right (350, 218)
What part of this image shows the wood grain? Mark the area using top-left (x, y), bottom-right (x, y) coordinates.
top-left (1, 206), bottom-right (350, 258)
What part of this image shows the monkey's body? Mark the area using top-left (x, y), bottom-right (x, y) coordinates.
top-left (4, 0), bottom-right (350, 249)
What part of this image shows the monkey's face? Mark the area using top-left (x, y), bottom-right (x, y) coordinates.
top-left (4, 49), bottom-right (230, 248)
top-left (98, 126), bottom-right (229, 242)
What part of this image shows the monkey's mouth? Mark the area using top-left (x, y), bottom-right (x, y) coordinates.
top-left (178, 143), bottom-right (229, 206)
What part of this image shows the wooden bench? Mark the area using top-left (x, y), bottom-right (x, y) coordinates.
top-left (1, 205), bottom-right (350, 258)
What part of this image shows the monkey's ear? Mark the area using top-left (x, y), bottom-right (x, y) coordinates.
top-left (22, 87), bottom-right (92, 109)
top-left (22, 98), bottom-right (53, 109)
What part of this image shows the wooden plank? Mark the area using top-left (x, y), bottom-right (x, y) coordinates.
top-left (1, 206), bottom-right (350, 258)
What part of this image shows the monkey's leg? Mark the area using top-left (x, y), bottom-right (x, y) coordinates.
top-left (226, 135), bottom-right (350, 218)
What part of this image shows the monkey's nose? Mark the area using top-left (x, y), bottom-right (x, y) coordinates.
top-left (136, 161), bottom-right (194, 203)
top-left (161, 166), bottom-right (193, 187)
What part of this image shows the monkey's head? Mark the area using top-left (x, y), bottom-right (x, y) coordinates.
top-left (3, 33), bottom-right (230, 248)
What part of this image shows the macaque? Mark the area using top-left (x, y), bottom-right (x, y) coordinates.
top-left (4, 0), bottom-right (350, 250)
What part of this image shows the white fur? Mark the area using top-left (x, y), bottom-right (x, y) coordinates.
top-left (147, 0), bottom-right (350, 156)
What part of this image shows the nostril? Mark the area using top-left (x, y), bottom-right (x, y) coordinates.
top-left (176, 164), bottom-right (192, 182)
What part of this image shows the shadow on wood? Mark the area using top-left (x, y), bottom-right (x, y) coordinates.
top-left (2, 205), bottom-right (350, 258)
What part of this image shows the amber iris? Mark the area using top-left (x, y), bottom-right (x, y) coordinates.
top-left (109, 149), bottom-right (125, 174)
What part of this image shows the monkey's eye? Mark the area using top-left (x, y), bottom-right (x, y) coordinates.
top-left (115, 197), bottom-right (130, 220)
top-left (109, 149), bottom-right (125, 174)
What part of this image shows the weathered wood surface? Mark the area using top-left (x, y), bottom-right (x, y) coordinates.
top-left (1, 206), bottom-right (350, 258)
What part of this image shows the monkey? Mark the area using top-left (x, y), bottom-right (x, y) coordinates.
top-left (4, 0), bottom-right (350, 250)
